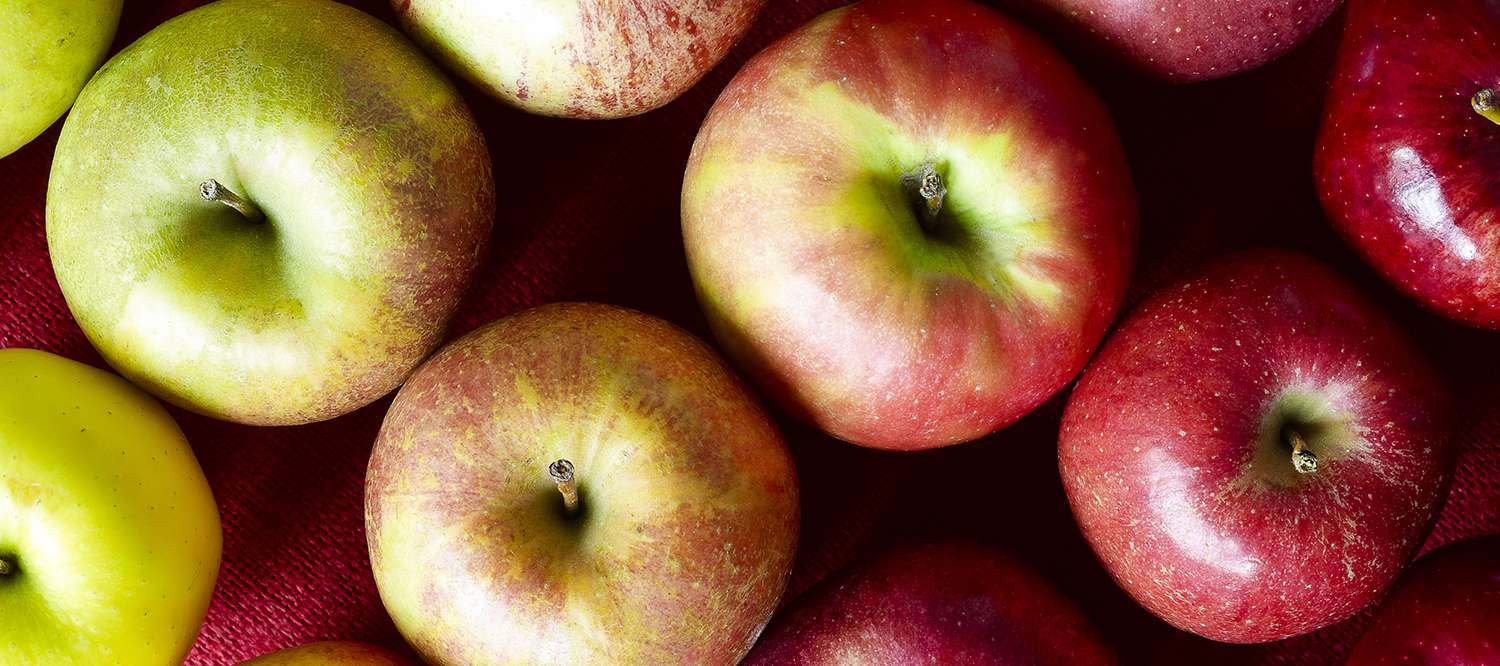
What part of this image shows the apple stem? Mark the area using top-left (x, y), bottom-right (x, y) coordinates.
top-left (199, 179), bottom-right (265, 223)
top-left (1288, 430), bottom-right (1319, 475)
top-left (1472, 89), bottom-right (1500, 126)
top-left (902, 162), bottom-right (946, 226)
top-left (549, 459), bottom-right (580, 514)
top-left (0, 556), bottom-right (13, 576)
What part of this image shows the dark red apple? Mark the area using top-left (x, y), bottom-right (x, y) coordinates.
top-left (1347, 534), bottom-right (1500, 665)
top-left (1316, 0), bottom-right (1500, 328)
top-left (743, 540), bottom-right (1114, 665)
top-left (1058, 249), bottom-right (1454, 643)
top-left (683, 0), bottom-right (1137, 450)
top-left (1008, 0), bottom-right (1342, 81)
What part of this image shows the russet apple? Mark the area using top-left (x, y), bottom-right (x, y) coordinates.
top-left (682, 0), bottom-right (1137, 450)
top-left (1059, 250), bottom-right (1454, 642)
top-left (240, 640), bottom-right (415, 665)
top-left (0, 348), bottom-right (221, 664)
top-left (1316, 0), bottom-right (1500, 328)
top-left (1007, 0), bottom-right (1341, 82)
top-left (0, 0), bottom-right (121, 158)
top-left (1347, 534), bottom-right (1500, 665)
top-left (365, 303), bottom-right (799, 665)
top-left (743, 540), bottom-right (1115, 665)
top-left (394, 0), bottom-right (765, 118)
top-left (47, 0), bottom-right (494, 426)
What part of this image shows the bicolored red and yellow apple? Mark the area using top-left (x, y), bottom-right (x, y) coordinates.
top-left (365, 303), bottom-right (799, 665)
top-left (240, 640), bottom-right (415, 665)
top-left (394, 0), bottom-right (766, 118)
top-left (683, 0), bottom-right (1137, 450)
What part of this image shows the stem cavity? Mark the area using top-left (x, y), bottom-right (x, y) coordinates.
top-left (199, 179), bottom-right (265, 223)
top-left (1288, 430), bottom-right (1319, 475)
top-left (1472, 89), bottom-right (1500, 127)
top-left (549, 459), bottom-right (580, 515)
top-left (0, 556), bottom-right (14, 577)
top-left (901, 162), bottom-right (946, 228)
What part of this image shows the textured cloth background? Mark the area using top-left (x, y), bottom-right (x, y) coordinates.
top-left (1, 1), bottom-right (1496, 664)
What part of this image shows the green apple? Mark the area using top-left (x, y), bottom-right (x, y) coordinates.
top-left (240, 641), bottom-right (416, 665)
top-left (0, 348), bottom-right (221, 664)
top-left (366, 303), bottom-right (800, 665)
top-left (0, 0), bottom-right (121, 158)
top-left (47, 0), bottom-right (495, 426)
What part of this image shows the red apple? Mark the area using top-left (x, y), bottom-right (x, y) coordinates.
top-left (1347, 535), bottom-right (1500, 665)
top-left (1058, 249), bottom-right (1454, 643)
top-left (240, 641), bottom-right (415, 665)
top-left (365, 303), bottom-right (799, 665)
top-left (743, 540), bottom-right (1115, 665)
top-left (1007, 0), bottom-right (1342, 82)
top-left (682, 0), bottom-right (1137, 450)
top-left (1315, 0), bottom-right (1500, 328)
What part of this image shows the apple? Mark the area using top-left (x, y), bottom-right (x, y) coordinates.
top-left (365, 303), bottom-right (800, 665)
top-left (0, 0), bottom-right (121, 158)
top-left (1315, 0), bottom-right (1500, 329)
top-left (46, 0), bottom-right (494, 426)
top-left (1058, 249), bottom-right (1454, 643)
top-left (393, 0), bottom-right (766, 119)
top-left (1347, 534), bottom-right (1500, 665)
top-left (241, 640), bottom-right (415, 665)
top-left (0, 348), bottom-right (221, 664)
top-left (743, 540), bottom-right (1115, 665)
top-left (1005, 0), bottom-right (1342, 82)
top-left (682, 0), bottom-right (1137, 450)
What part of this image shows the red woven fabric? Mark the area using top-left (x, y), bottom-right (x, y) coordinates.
top-left (2, 2), bottom-right (1496, 664)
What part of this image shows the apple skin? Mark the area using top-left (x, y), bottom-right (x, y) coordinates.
top-left (46, 0), bottom-right (494, 426)
top-left (743, 540), bottom-right (1115, 665)
top-left (1058, 249), bottom-right (1454, 643)
top-left (682, 0), bottom-right (1137, 450)
top-left (1315, 0), bottom-right (1500, 329)
top-left (0, 348), bottom-right (221, 664)
top-left (394, 0), bottom-right (766, 119)
top-left (1005, 0), bottom-right (1341, 82)
top-left (1347, 534), bottom-right (1500, 664)
top-left (365, 303), bottom-right (799, 665)
top-left (240, 640), bottom-right (416, 665)
top-left (0, 0), bottom-right (121, 159)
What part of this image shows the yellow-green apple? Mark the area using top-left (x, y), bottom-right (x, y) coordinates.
top-left (47, 0), bottom-right (494, 426)
top-left (743, 540), bottom-right (1115, 665)
top-left (1059, 250), bottom-right (1454, 643)
top-left (393, 0), bottom-right (765, 118)
top-left (682, 0), bottom-right (1137, 450)
top-left (365, 303), bottom-right (800, 665)
top-left (1005, 0), bottom-right (1342, 82)
top-left (0, 348), bottom-right (221, 664)
top-left (1315, 0), bottom-right (1500, 328)
top-left (240, 641), bottom-right (415, 665)
top-left (0, 0), bottom-right (121, 158)
top-left (1347, 535), bottom-right (1500, 665)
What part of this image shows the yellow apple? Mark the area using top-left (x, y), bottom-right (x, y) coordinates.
top-left (0, 348), bottom-right (221, 664)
